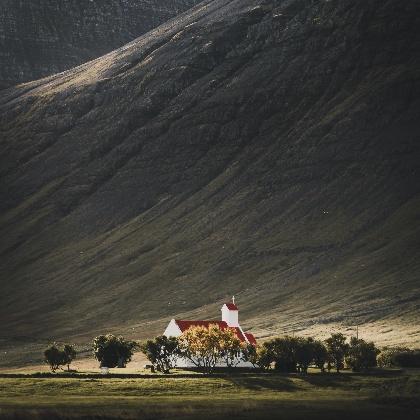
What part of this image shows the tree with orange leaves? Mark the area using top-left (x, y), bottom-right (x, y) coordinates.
top-left (178, 324), bottom-right (244, 372)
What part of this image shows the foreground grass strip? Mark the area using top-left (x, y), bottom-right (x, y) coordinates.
top-left (0, 372), bottom-right (419, 419)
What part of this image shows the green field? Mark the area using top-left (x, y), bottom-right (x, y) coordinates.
top-left (0, 370), bottom-right (419, 419)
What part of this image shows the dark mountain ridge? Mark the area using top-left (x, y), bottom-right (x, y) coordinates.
top-left (0, 0), bottom-right (202, 88)
top-left (0, 0), bottom-right (419, 364)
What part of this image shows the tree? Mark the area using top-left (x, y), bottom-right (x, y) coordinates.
top-left (391, 350), bottom-right (420, 368)
top-left (63, 344), bottom-right (77, 371)
top-left (44, 343), bottom-right (77, 372)
top-left (44, 343), bottom-right (65, 372)
top-left (93, 334), bottom-right (138, 368)
top-left (295, 337), bottom-right (315, 374)
top-left (116, 337), bottom-right (139, 368)
top-left (377, 347), bottom-right (411, 368)
top-left (255, 336), bottom-right (319, 374)
top-left (178, 324), bottom-right (244, 373)
top-left (140, 336), bottom-right (179, 373)
top-left (255, 344), bottom-right (274, 370)
top-left (345, 337), bottom-right (380, 372)
top-left (312, 340), bottom-right (328, 372)
top-left (242, 343), bottom-right (259, 368)
top-left (325, 333), bottom-right (349, 373)
top-left (264, 336), bottom-right (299, 373)
top-left (219, 328), bottom-right (243, 368)
top-left (178, 325), bottom-right (214, 372)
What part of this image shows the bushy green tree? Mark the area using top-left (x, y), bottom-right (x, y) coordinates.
top-left (257, 336), bottom-right (321, 373)
top-left (253, 344), bottom-right (273, 370)
top-left (325, 333), bottom-right (349, 373)
top-left (312, 340), bottom-right (328, 372)
top-left (295, 337), bottom-right (315, 374)
top-left (346, 337), bottom-right (380, 372)
top-left (44, 343), bottom-right (77, 372)
top-left (391, 350), bottom-right (420, 368)
top-left (262, 336), bottom-right (299, 372)
top-left (93, 334), bottom-right (138, 368)
top-left (140, 336), bottom-right (179, 373)
top-left (44, 343), bottom-right (64, 372)
top-left (63, 344), bottom-right (77, 371)
top-left (377, 347), bottom-right (411, 368)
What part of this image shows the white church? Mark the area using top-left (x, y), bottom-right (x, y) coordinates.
top-left (163, 297), bottom-right (257, 367)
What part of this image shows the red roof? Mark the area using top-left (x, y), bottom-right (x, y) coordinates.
top-left (224, 303), bottom-right (238, 310)
top-left (245, 333), bottom-right (257, 345)
top-left (175, 320), bottom-right (256, 345)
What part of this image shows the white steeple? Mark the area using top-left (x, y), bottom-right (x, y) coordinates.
top-left (221, 297), bottom-right (239, 327)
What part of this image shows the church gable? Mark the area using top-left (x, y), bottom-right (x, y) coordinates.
top-left (164, 298), bottom-right (256, 345)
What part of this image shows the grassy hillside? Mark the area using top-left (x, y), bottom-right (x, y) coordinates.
top-left (0, 0), bottom-right (419, 365)
top-left (0, 370), bottom-right (419, 419)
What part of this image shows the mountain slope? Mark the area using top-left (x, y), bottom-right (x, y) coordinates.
top-left (0, 0), bottom-right (419, 364)
top-left (0, 0), bottom-right (201, 88)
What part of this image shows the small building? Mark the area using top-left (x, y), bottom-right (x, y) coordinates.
top-left (163, 297), bottom-right (257, 368)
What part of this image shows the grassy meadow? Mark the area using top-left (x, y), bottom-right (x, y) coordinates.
top-left (0, 369), bottom-right (419, 419)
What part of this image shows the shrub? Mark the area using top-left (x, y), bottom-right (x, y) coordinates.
top-left (260, 336), bottom-right (299, 373)
top-left (391, 350), bottom-right (420, 368)
top-left (44, 343), bottom-right (77, 372)
top-left (93, 334), bottom-right (138, 368)
top-left (377, 347), bottom-right (410, 368)
top-left (312, 340), bottom-right (328, 372)
top-left (256, 336), bottom-right (328, 373)
top-left (253, 344), bottom-right (273, 370)
top-left (44, 343), bottom-right (64, 372)
top-left (242, 343), bottom-right (256, 366)
top-left (140, 335), bottom-right (179, 373)
top-left (346, 337), bottom-right (379, 372)
top-left (63, 344), bottom-right (77, 371)
top-left (325, 333), bottom-right (349, 373)
top-left (295, 337), bottom-right (316, 374)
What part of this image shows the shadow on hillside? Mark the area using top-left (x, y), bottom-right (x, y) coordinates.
top-left (223, 370), bottom-right (402, 391)
top-left (297, 372), bottom-right (356, 388)
top-left (298, 369), bottom-right (406, 388)
top-left (225, 375), bottom-right (298, 391)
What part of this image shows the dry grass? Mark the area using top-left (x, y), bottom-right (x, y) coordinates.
top-left (0, 370), bottom-right (419, 419)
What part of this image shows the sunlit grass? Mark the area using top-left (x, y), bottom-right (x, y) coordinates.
top-left (0, 370), bottom-right (419, 419)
